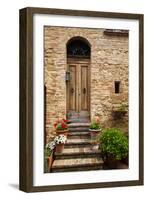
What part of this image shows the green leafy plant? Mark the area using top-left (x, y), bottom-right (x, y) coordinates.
top-left (44, 140), bottom-right (55, 163)
top-left (113, 104), bottom-right (127, 112)
top-left (44, 140), bottom-right (55, 173)
top-left (100, 128), bottom-right (128, 160)
top-left (90, 122), bottom-right (101, 130)
top-left (117, 104), bottom-right (126, 112)
top-left (89, 117), bottom-right (101, 130)
top-left (45, 140), bottom-right (56, 153)
top-left (44, 148), bottom-right (52, 157)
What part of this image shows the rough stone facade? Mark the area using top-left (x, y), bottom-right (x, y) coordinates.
top-left (44, 26), bottom-right (128, 142)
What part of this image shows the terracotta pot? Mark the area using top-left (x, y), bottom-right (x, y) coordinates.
top-left (122, 155), bottom-right (129, 165)
top-left (48, 153), bottom-right (54, 172)
top-left (89, 129), bottom-right (101, 144)
top-left (56, 129), bottom-right (69, 136)
top-left (55, 143), bottom-right (64, 153)
top-left (105, 154), bottom-right (119, 169)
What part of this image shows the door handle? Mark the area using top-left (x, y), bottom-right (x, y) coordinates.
top-left (83, 88), bottom-right (86, 94)
top-left (71, 88), bottom-right (74, 93)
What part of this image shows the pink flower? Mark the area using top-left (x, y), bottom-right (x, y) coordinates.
top-left (54, 119), bottom-right (60, 127)
top-left (95, 116), bottom-right (100, 123)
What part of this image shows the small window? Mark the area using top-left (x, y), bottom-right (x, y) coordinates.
top-left (115, 81), bottom-right (120, 94)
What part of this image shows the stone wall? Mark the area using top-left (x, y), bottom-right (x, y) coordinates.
top-left (44, 26), bottom-right (128, 142)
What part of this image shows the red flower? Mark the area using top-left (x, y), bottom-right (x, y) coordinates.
top-left (54, 122), bottom-right (57, 127)
top-left (62, 118), bottom-right (68, 123)
top-left (61, 123), bottom-right (65, 129)
top-left (54, 118), bottom-right (68, 130)
top-left (61, 121), bottom-right (67, 129)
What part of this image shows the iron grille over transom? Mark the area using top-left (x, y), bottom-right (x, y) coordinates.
top-left (67, 39), bottom-right (90, 58)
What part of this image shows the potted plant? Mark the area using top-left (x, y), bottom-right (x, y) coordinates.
top-left (45, 140), bottom-right (56, 172)
top-left (112, 104), bottom-right (127, 119)
top-left (54, 134), bottom-right (67, 153)
top-left (54, 118), bottom-right (69, 136)
top-left (89, 117), bottom-right (101, 144)
top-left (100, 128), bottom-right (128, 169)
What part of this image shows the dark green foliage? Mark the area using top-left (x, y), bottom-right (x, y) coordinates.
top-left (44, 148), bottom-right (52, 157)
top-left (89, 122), bottom-right (101, 130)
top-left (100, 128), bottom-right (128, 160)
top-left (44, 148), bottom-right (52, 173)
top-left (115, 104), bottom-right (127, 112)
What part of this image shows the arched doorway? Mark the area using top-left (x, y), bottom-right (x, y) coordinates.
top-left (66, 37), bottom-right (91, 121)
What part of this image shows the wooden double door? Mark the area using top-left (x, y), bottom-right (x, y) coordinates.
top-left (67, 60), bottom-right (90, 114)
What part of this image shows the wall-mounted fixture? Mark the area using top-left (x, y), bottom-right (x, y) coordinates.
top-left (65, 71), bottom-right (70, 81)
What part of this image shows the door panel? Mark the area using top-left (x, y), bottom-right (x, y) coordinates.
top-left (81, 66), bottom-right (88, 110)
top-left (69, 65), bottom-right (76, 110)
top-left (67, 62), bottom-right (89, 113)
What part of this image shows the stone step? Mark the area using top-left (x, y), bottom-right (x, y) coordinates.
top-left (68, 119), bottom-right (90, 123)
top-left (67, 133), bottom-right (90, 139)
top-left (65, 138), bottom-right (91, 147)
top-left (68, 131), bottom-right (89, 136)
top-left (54, 146), bottom-right (101, 159)
top-left (51, 157), bottom-right (104, 172)
top-left (69, 127), bottom-right (89, 132)
top-left (65, 143), bottom-right (97, 148)
top-left (68, 123), bottom-right (90, 128)
top-left (68, 130), bottom-right (90, 139)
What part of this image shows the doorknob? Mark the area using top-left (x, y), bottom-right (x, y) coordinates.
top-left (71, 88), bottom-right (74, 93)
top-left (83, 88), bottom-right (86, 94)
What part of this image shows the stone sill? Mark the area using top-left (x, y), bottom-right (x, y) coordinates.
top-left (104, 29), bottom-right (129, 37)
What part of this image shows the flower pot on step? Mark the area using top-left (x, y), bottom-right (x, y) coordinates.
top-left (55, 143), bottom-right (65, 154)
top-left (121, 155), bottom-right (129, 165)
top-left (105, 154), bottom-right (119, 169)
top-left (56, 129), bottom-right (69, 137)
top-left (89, 129), bottom-right (101, 144)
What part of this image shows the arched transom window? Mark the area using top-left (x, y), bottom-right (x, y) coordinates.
top-left (67, 37), bottom-right (90, 58)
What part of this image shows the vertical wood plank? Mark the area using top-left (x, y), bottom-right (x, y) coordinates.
top-left (77, 64), bottom-right (81, 112)
top-left (81, 66), bottom-right (88, 110)
top-left (69, 65), bottom-right (76, 110)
